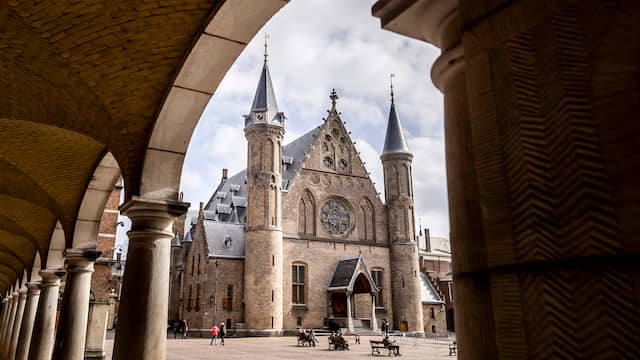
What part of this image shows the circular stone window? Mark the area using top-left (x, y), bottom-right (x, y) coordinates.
top-left (338, 159), bottom-right (348, 170)
top-left (325, 134), bottom-right (332, 142)
top-left (323, 156), bottom-right (334, 168)
top-left (320, 199), bottom-right (351, 236)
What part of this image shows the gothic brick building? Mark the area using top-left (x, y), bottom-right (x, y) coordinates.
top-left (169, 55), bottom-right (435, 336)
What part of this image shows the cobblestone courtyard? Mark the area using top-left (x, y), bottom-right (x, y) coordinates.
top-left (105, 335), bottom-right (457, 359)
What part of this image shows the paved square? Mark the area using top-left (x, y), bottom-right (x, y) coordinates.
top-left (105, 336), bottom-right (457, 359)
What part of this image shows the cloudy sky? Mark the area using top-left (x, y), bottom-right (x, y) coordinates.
top-left (117, 0), bottom-right (448, 255)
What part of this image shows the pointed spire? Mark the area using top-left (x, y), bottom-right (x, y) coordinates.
top-left (244, 34), bottom-right (285, 128)
top-left (382, 75), bottom-right (411, 156)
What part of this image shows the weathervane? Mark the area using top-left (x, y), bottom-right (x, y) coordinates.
top-left (390, 73), bottom-right (395, 104)
top-left (264, 33), bottom-right (269, 63)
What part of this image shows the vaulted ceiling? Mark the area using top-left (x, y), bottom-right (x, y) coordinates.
top-left (0, 0), bottom-right (287, 294)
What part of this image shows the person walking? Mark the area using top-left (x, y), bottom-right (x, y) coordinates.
top-left (219, 322), bottom-right (226, 346)
top-left (210, 323), bottom-right (219, 345)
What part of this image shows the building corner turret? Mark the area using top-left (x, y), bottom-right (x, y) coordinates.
top-left (381, 78), bottom-right (424, 335)
top-left (242, 37), bottom-right (284, 334)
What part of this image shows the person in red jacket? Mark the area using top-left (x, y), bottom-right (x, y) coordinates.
top-left (210, 324), bottom-right (219, 345)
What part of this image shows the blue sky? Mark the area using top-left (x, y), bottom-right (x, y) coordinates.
top-left (116, 0), bottom-right (448, 256)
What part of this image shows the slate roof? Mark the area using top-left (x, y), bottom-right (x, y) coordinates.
top-left (381, 100), bottom-right (411, 156)
top-left (203, 221), bottom-right (245, 259)
top-left (204, 126), bottom-right (322, 224)
top-left (420, 272), bottom-right (444, 304)
top-left (328, 256), bottom-right (378, 293)
top-left (243, 61), bottom-right (285, 127)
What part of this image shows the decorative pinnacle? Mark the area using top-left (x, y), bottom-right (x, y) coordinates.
top-left (330, 88), bottom-right (339, 109)
top-left (264, 33), bottom-right (269, 63)
top-left (390, 73), bottom-right (395, 104)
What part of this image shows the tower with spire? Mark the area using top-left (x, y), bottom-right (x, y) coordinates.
top-left (243, 35), bottom-right (285, 334)
top-left (381, 75), bottom-right (424, 334)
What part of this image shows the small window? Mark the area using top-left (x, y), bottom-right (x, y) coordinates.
top-left (297, 316), bottom-right (302, 327)
top-left (324, 134), bottom-right (332, 142)
top-left (224, 285), bottom-right (233, 311)
top-left (430, 307), bottom-right (435, 320)
top-left (338, 159), bottom-right (348, 170)
top-left (292, 263), bottom-right (306, 305)
top-left (332, 128), bottom-right (339, 137)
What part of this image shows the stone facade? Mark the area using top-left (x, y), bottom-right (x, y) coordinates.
top-left (172, 64), bottom-right (427, 336)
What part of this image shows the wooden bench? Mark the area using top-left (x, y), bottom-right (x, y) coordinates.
top-left (370, 340), bottom-right (400, 356)
top-left (449, 342), bottom-right (457, 356)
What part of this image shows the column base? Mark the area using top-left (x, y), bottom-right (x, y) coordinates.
top-left (84, 349), bottom-right (105, 360)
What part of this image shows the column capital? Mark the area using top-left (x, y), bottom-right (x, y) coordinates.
top-left (64, 248), bottom-right (101, 273)
top-left (18, 288), bottom-right (28, 298)
top-left (432, 44), bottom-right (465, 91)
top-left (39, 269), bottom-right (66, 287)
top-left (26, 281), bottom-right (41, 295)
top-left (120, 196), bottom-right (189, 240)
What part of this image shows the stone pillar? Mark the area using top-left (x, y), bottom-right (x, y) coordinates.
top-left (346, 292), bottom-right (353, 332)
top-left (9, 288), bottom-right (28, 359)
top-left (112, 197), bottom-right (188, 360)
top-left (0, 296), bottom-right (10, 353)
top-left (52, 249), bottom-right (100, 360)
top-left (15, 282), bottom-right (41, 360)
top-left (28, 269), bottom-right (65, 360)
top-left (370, 294), bottom-right (378, 331)
top-left (2, 292), bottom-right (19, 358)
top-left (375, 0), bottom-right (640, 358)
top-left (85, 301), bottom-right (109, 360)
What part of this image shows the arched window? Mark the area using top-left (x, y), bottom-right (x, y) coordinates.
top-left (197, 254), bottom-right (201, 275)
top-left (292, 262), bottom-right (306, 305)
top-left (190, 256), bottom-right (195, 276)
top-left (187, 285), bottom-right (193, 312)
top-left (358, 198), bottom-right (375, 241)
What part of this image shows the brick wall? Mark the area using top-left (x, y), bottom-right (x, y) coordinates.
top-left (91, 180), bottom-right (122, 302)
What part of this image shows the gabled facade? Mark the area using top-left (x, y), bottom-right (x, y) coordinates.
top-left (171, 56), bottom-right (427, 336)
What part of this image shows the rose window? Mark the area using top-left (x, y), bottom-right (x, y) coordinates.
top-left (320, 199), bottom-right (351, 236)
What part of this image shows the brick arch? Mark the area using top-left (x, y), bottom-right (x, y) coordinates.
top-left (139, 1), bottom-right (289, 201)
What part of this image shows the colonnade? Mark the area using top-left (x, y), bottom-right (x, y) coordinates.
top-left (0, 197), bottom-right (188, 360)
